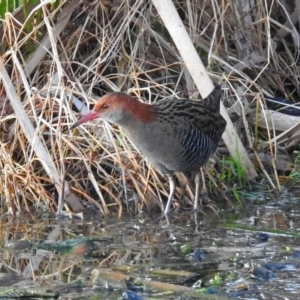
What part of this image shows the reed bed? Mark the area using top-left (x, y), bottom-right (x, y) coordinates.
top-left (0, 0), bottom-right (299, 215)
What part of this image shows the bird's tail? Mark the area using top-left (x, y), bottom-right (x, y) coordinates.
top-left (202, 85), bottom-right (222, 112)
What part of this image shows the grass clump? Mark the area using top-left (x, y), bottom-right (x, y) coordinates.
top-left (0, 0), bottom-right (299, 215)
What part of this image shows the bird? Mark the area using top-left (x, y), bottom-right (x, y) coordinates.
top-left (70, 85), bottom-right (226, 215)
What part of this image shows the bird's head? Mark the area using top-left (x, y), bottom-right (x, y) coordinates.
top-left (70, 92), bottom-right (153, 130)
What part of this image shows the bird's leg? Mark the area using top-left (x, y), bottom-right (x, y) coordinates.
top-left (193, 172), bottom-right (201, 210)
top-left (164, 174), bottom-right (176, 215)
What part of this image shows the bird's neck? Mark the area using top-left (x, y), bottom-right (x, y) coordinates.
top-left (121, 99), bottom-right (154, 125)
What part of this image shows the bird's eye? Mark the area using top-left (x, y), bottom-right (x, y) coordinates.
top-left (102, 104), bottom-right (108, 109)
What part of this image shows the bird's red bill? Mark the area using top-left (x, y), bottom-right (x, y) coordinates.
top-left (70, 110), bottom-right (99, 129)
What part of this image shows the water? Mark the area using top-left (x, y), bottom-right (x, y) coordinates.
top-left (0, 190), bottom-right (300, 299)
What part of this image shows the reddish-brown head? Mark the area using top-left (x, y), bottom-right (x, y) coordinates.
top-left (70, 92), bottom-right (154, 130)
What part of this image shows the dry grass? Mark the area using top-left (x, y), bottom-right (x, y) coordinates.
top-left (0, 0), bottom-right (299, 215)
